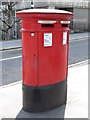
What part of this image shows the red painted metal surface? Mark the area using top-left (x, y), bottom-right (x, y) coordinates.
top-left (16, 9), bottom-right (73, 86)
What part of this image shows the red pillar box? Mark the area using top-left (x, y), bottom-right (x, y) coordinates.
top-left (16, 9), bottom-right (73, 112)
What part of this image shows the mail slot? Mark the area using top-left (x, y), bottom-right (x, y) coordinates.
top-left (16, 9), bottom-right (73, 112)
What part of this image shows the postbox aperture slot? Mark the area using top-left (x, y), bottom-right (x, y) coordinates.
top-left (60, 21), bottom-right (70, 28)
top-left (41, 24), bottom-right (54, 28)
top-left (62, 24), bottom-right (68, 27)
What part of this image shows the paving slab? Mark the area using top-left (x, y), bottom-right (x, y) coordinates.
top-left (0, 64), bottom-right (88, 119)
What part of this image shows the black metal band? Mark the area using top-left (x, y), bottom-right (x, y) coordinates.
top-left (22, 79), bottom-right (67, 113)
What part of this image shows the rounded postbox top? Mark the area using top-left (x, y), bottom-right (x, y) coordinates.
top-left (16, 9), bottom-right (73, 20)
top-left (17, 9), bottom-right (72, 14)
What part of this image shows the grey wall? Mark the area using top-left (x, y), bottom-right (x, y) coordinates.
top-left (88, 2), bottom-right (90, 31)
top-left (73, 8), bottom-right (88, 32)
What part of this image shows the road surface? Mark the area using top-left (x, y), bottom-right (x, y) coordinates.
top-left (0, 37), bottom-right (88, 86)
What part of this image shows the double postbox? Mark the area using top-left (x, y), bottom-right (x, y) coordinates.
top-left (16, 9), bottom-right (73, 112)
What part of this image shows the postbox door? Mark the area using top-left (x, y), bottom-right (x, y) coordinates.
top-left (22, 32), bottom-right (39, 86)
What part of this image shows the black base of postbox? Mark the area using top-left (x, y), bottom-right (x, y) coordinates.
top-left (22, 79), bottom-right (67, 113)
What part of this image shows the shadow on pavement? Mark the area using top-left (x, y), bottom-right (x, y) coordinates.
top-left (16, 105), bottom-right (66, 118)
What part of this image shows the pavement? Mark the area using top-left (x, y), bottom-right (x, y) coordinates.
top-left (0, 62), bottom-right (88, 119)
top-left (0, 32), bottom-right (89, 51)
top-left (0, 39), bottom-right (21, 51)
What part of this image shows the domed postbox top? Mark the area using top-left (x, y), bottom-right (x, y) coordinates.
top-left (16, 9), bottom-right (73, 20)
top-left (16, 9), bottom-right (72, 14)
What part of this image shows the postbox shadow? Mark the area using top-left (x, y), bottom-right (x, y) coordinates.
top-left (16, 104), bottom-right (66, 118)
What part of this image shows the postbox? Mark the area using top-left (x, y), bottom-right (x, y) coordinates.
top-left (16, 9), bottom-right (73, 112)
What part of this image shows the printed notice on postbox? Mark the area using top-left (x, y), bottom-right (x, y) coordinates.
top-left (63, 32), bottom-right (67, 45)
top-left (44, 33), bottom-right (52, 47)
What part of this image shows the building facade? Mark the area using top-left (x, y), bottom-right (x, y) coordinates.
top-left (0, 0), bottom-right (89, 40)
top-left (15, 0), bottom-right (90, 32)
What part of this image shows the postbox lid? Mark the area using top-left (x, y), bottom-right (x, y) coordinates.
top-left (16, 9), bottom-right (73, 20)
top-left (17, 9), bottom-right (72, 14)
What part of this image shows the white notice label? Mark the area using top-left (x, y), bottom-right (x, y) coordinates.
top-left (44, 33), bottom-right (52, 47)
top-left (63, 32), bottom-right (67, 45)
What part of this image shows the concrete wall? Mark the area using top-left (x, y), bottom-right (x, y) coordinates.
top-left (73, 8), bottom-right (88, 32)
top-left (88, 2), bottom-right (90, 31)
top-left (16, 0), bottom-right (49, 10)
top-left (0, 10), bottom-right (2, 40)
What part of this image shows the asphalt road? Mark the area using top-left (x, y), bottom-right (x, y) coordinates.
top-left (0, 38), bottom-right (89, 86)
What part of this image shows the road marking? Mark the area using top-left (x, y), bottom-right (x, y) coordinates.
top-left (69, 59), bottom-right (89, 68)
top-left (0, 47), bottom-right (22, 52)
top-left (70, 37), bottom-right (88, 42)
top-left (0, 81), bottom-right (22, 89)
top-left (0, 55), bottom-right (22, 62)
